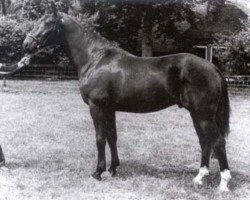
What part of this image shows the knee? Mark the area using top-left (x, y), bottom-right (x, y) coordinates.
top-left (107, 135), bottom-right (117, 144)
top-left (214, 137), bottom-right (225, 148)
top-left (213, 138), bottom-right (226, 154)
top-left (96, 135), bottom-right (106, 146)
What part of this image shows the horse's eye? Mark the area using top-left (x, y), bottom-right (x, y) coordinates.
top-left (44, 20), bottom-right (53, 26)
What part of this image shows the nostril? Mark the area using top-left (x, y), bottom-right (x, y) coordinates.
top-left (24, 42), bottom-right (28, 49)
top-left (23, 42), bottom-right (30, 52)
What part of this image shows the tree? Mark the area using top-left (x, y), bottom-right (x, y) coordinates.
top-left (80, 0), bottom-right (198, 56)
top-left (141, 9), bottom-right (153, 57)
top-left (213, 19), bottom-right (250, 75)
top-left (22, 0), bottom-right (77, 20)
top-left (0, 0), bottom-right (248, 66)
top-left (0, 17), bottom-right (33, 63)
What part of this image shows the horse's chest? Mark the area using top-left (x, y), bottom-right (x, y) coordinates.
top-left (79, 75), bottom-right (111, 106)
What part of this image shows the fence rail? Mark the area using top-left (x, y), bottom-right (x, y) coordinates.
top-left (225, 75), bottom-right (250, 96)
top-left (9, 64), bottom-right (78, 80)
top-left (1, 65), bottom-right (250, 96)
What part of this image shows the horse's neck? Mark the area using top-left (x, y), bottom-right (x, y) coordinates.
top-left (62, 16), bottom-right (111, 73)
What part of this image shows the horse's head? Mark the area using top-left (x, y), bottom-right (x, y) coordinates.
top-left (23, 5), bottom-right (63, 53)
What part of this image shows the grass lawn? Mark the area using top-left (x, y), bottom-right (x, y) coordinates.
top-left (0, 80), bottom-right (249, 200)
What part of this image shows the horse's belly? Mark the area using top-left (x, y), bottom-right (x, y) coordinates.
top-left (115, 102), bottom-right (175, 113)
top-left (113, 89), bottom-right (176, 113)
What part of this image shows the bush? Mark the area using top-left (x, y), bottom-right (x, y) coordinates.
top-left (22, 0), bottom-right (73, 20)
top-left (0, 16), bottom-right (34, 63)
top-left (214, 20), bottom-right (250, 75)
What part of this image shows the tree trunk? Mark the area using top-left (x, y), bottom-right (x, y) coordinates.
top-left (21, 0), bottom-right (26, 16)
top-left (0, 0), bottom-right (7, 16)
top-left (206, 0), bottom-right (212, 15)
top-left (141, 12), bottom-right (153, 57)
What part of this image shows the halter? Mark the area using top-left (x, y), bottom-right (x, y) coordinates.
top-left (26, 22), bottom-right (62, 49)
top-left (26, 18), bottom-right (64, 52)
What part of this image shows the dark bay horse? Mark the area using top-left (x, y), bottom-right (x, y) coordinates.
top-left (22, 11), bottom-right (231, 191)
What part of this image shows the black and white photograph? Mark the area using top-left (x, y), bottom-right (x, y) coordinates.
top-left (0, 0), bottom-right (249, 199)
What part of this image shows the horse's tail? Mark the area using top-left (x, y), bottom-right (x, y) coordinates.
top-left (215, 76), bottom-right (230, 137)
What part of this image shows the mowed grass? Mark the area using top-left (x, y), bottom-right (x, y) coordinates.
top-left (0, 80), bottom-right (249, 200)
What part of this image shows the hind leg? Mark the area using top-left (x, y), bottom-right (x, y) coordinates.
top-left (191, 113), bottom-right (212, 186)
top-left (106, 112), bottom-right (120, 177)
top-left (191, 113), bottom-right (231, 191)
top-left (214, 137), bottom-right (231, 192)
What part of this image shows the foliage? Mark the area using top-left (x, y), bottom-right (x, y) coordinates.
top-left (22, 0), bottom-right (48, 20)
top-left (80, 0), bottom-right (199, 55)
top-left (0, 0), bottom-right (249, 69)
top-left (79, 0), bottom-right (243, 55)
top-left (0, 16), bottom-right (33, 63)
top-left (214, 20), bottom-right (250, 75)
top-left (22, 0), bottom-right (74, 20)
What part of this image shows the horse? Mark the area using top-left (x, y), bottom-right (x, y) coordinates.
top-left (22, 9), bottom-right (232, 191)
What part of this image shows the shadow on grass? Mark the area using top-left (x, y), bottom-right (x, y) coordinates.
top-left (6, 159), bottom-right (64, 170)
top-left (229, 171), bottom-right (250, 191)
top-left (5, 158), bottom-right (250, 192)
top-left (118, 160), bottom-right (250, 191)
top-left (118, 160), bottom-right (197, 180)
top-left (6, 160), bottom-right (38, 169)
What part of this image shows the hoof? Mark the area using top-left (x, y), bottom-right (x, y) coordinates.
top-left (218, 185), bottom-right (230, 192)
top-left (219, 169), bottom-right (231, 192)
top-left (193, 178), bottom-right (203, 185)
top-left (0, 166), bottom-right (9, 172)
top-left (91, 172), bottom-right (102, 181)
top-left (108, 167), bottom-right (117, 177)
top-left (0, 161), bottom-right (8, 172)
top-left (0, 160), bottom-right (5, 167)
top-left (193, 178), bottom-right (203, 189)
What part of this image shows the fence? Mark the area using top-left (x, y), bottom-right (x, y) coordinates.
top-left (1, 64), bottom-right (250, 96)
top-left (225, 75), bottom-right (250, 96)
top-left (7, 64), bottom-right (78, 80)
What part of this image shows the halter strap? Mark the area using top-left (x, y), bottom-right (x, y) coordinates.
top-left (27, 34), bottom-right (38, 42)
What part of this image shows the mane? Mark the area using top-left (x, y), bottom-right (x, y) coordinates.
top-left (61, 13), bottom-right (119, 51)
top-left (58, 13), bottom-right (133, 66)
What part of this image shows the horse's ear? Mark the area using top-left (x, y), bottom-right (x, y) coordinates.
top-left (59, 13), bottom-right (66, 24)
